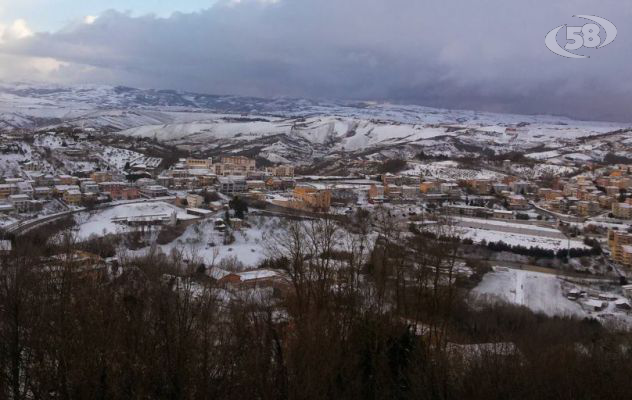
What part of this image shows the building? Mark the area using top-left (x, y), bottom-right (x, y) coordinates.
top-left (420, 180), bottom-right (441, 194)
top-left (90, 171), bottom-right (113, 183)
top-left (63, 189), bottom-right (82, 205)
top-left (246, 180), bottom-right (266, 191)
top-left (608, 230), bottom-right (632, 267)
top-left (292, 185), bottom-right (332, 212)
top-left (9, 194), bottom-right (30, 212)
top-left (368, 184), bottom-right (385, 203)
top-left (444, 204), bottom-right (492, 218)
top-left (186, 194), bottom-right (205, 208)
top-left (493, 209), bottom-right (513, 220)
top-left (511, 181), bottom-right (530, 194)
top-left (577, 201), bottom-right (599, 217)
top-left (215, 156), bottom-right (256, 176)
top-left (108, 186), bottom-right (140, 201)
top-left (218, 269), bottom-right (288, 290)
top-left (140, 185), bottom-right (169, 198)
top-left (58, 175), bottom-right (78, 185)
top-left (612, 201), bottom-right (632, 219)
top-left (507, 195), bottom-right (529, 210)
top-left (218, 176), bottom-right (247, 195)
top-left (186, 157), bottom-right (214, 170)
top-left (266, 165), bottom-right (295, 177)
top-left (0, 183), bottom-right (18, 199)
top-left (81, 181), bottom-right (100, 194)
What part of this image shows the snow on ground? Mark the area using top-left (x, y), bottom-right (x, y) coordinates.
top-left (454, 217), bottom-right (562, 234)
top-left (456, 225), bottom-right (588, 251)
top-left (471, 268), bottom-right (586, 317)
top-left (525, 150), bottom-right (560, 160)
top-left (100, 146), bottom-right (144, 170)
top-left (131, 215), bottom-right (277, 269)
top-left (403, 161), bottom-right (505, 180)
top-left (75, 202), bottom-right (193, 239)
top-left (512, 163), bottom-right (577, 179)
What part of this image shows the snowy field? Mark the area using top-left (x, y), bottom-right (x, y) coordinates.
top-left (471, 269), bottom-right (585, 317)
top-left (74, 201), bottom-right (195, 239)
top-left (472, 268), bottom-right (632, 328)
top-left (402, 160), bottom-right (505, 180)
top-left (129, 215), bottom-right (278, 270)
top-left (456, 225), bottom-right (588, 251)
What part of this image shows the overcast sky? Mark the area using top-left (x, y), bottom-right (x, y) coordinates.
top-left (0, 0), bottom-right (630, 122)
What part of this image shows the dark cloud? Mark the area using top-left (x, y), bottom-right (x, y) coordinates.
top-left (2, 0), bottom-right (631, 121)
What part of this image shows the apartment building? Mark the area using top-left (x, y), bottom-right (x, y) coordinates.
top-left (218, 176), bottom-right (247, 195)
top-left (608, 230), bottom-right (632, 267)
top-left (292, 185), bottom-right (332, 212)
top-left (215, 156), bottom-right (256, 176)
top-left (186, 158), bottom-right (214, 170)
top-left (612, 201), bottom-right (632, 219)
top-left (266, 165), bottom-right (295, 177)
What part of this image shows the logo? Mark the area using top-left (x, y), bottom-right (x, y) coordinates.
top-left (545, 15), bottom-right (617, 58)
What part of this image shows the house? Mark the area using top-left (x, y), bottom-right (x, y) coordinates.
top-left (615, 299), bottom-right (631, 310)
top-left (507, 195), bottom-right (529, 210)
top-left (493, 209), bottom-right (513, 220)
top-left (218, 269), bottom-right (288, 290)
top-left (583, 299), bottom-right (607, 312)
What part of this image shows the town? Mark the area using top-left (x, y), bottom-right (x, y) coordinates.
top-left (2, 125), bottom-right (632, 326)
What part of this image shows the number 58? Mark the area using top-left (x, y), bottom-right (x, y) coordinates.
top-left (565, 23), bottom-right (601, 50)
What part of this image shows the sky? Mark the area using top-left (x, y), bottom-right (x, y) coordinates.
top-left (0, 0), bottom-right (631, 122)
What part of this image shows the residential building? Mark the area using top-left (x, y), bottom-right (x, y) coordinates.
top-left (186, 194), bottom-right (205, 208)
top-left (90, 171), bottom-right (113, 183)
top-left (63, 190), bottom-right (82, 205)
top-left (186, 157), bottom-right (214, 169)
top-left (608, 230), bottom-right (632, 267)
top-left (218, 176), bottom-right (247, 195)
top-left (140, 185), bottom-right (169, 198)
top-left (266, 165), bottom-right (295, 177)
top-left (292, 185), bottom-right (332, 212)
top-left (215, 156), bottom-right (256, 176)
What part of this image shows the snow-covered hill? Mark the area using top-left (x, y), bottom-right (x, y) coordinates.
top-left (0, 82), bottom-right (629, 163)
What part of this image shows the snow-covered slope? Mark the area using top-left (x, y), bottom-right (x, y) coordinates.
top-left (0, 82), bottom-right (629, 162)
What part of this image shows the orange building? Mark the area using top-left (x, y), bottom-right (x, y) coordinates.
top-left (609, 230), bottom-right (632, 267)
top-left (292, 185), bottom-right (332, 212)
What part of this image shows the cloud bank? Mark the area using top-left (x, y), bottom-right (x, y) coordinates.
top-left (0, 0), bottom-right (631, 121)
